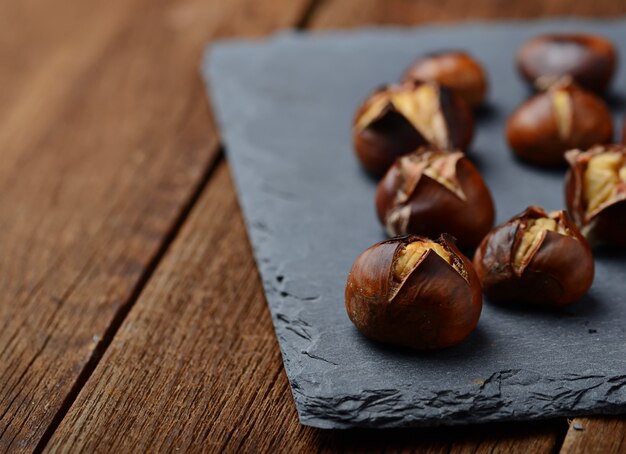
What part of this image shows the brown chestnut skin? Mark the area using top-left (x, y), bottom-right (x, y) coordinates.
top-left (345, 234), bottom-right (482, 350)
top-left (506, 82), bottom-right (613, 166)
top-left (353, 80), bottom-right (474, 176)
top-left (565, 145), bottom-right (626, 247)
top-left (402, 51), bottom-right (488, 107)
top-left (473, 206), bottom-right (594, 307)
top-left (376, 149), bottom-right (495, 250)
top-left (517, 34), bottom-right (617, 93)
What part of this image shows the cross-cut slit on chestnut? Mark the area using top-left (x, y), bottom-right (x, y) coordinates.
top-left (356, 84), bottom-right (450, 149)
top-left (513, 214), bottom-right (570, 270)
top-left (584, 151), bottom-right (626, 216)
top-left (551, 88), bottom-right (573, 139)
top-left (396, 152), bottom-right (466, 203)
top-left (393, 240), bottom-right (466, 283)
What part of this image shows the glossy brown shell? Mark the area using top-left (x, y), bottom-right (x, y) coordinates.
top-left (517, 34), bottom-right (616, 93)
top-left (402, 51), bottom-right (488, 107)
top-left (345, 234), bottom-right (482, 349)
top-left (473, 206), bottom-right (595, 307)
top-left (506, 84), bottom-right (613, 166)
top-left (353, 81), bottom-right (474, 177)
top-left (375, 151), bottom-right (495, 249)
top-left (565, 146), bottom-right (626, 247)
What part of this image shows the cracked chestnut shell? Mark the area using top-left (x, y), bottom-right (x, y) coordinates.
top-left (353, 80), bottom-right (474, 176)
top-left (473, 206), bottom-right (594, 307)
top-left (402, 51), bottom-right (488, 107)
top-left (376, 148), bottom-right (495, 249)
top-left (345, 234), bottom-right (482, 350)
top-left (506, 82), bottom-right (613, 166)
top-left (517, 34), bottom-right (617, 93)
top-left (565, 145), bottom-right (626, 246)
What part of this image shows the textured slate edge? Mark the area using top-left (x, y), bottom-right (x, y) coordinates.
top-left (293, 370), bottom-right (626, 428)
top-left (201, 18), bottom-right (626, 429)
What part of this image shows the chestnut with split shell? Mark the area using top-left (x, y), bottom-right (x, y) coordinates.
top-left (376, 148), bottom-right (495, 249)
top-left (517, 33), bottom-right (617, 93)
top-left (353, 80), bottom-right (474, 176)
top-left (506, 81), bottom-right (613, 166)
top-left (402, 51), bottom-right (488, 107)
top-left (345, 234), bottom-right (482, 350)
top-left (565, 145), bottom-right (626, 246)
top-left (473, 206), bottom-right (594, 307)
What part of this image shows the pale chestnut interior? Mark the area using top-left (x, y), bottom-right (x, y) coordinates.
top-left (513, 214), bottom-right (569, 267)
top-left (393, 240), bottom-right (464, 280)
top-left (551, 89), bottom-right (573, 139)
top-left (356, 84), bottom-right (450, 149)
top-left (397, 152), bottom-right (465, 202)
top-left (421, 152), bottom-right (465, 199)
top-left (584, 151), bottom-right (626, 216)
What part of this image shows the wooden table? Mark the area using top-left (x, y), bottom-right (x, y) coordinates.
top-left (2, 0), bottom-right (626, 452)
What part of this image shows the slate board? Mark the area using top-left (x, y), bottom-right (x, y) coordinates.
top-left (202, 18), bottom-right (626, 429)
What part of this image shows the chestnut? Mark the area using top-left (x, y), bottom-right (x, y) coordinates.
top-left (402, 51), bottom-right (488, 107)
top-left (376, 148), bottom-right (495, 249)
top-left (517, 34), bottom-right (616, 93)
top-left (565, 145), bottom-right (626, 246)
top-left (506, 81), bottom-right (613, 166)
top-left (473, 206), bottom-right (594, 307)
top-left (353, 80), bottom-right (474, 176)
top-left (345, 234), bottom-right (482, 349)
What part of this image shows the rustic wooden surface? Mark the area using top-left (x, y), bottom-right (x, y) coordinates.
top-left (1, 0), bottom-right (625, 452)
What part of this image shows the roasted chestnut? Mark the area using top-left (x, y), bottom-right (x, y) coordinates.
top-left (565, 145), bottom-right (626, 246)
top-left (376, 148), bottom-right (495, 249)
top-left (506, 81), bottom-right (613, 166)
top-left (473, 206), bottom-right (594, 307)
top-left (517, 34), bottom-right (616, 93)
top-left (402, 51), bottom-right (488, 107)
top-left (345, 234), bottom-right (482, 349)
top-left (353, 80), bottom-right (474, 176)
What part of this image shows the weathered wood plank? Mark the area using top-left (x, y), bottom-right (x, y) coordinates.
top-left (0, 0), bottom-right (311, 451)
top-left (560, 418), bottom-right (626, 453)
top-left (309, 0), bottom-right (626, 28)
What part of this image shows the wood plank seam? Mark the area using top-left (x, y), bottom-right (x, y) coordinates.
top-left (29, 0), bottom-right (324, 446)
top-left (32, 149), bottom-right (224, 453)
top-left (296, 0), bottom-right (326, 29)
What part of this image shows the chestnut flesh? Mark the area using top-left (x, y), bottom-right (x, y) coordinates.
top-left (506, 81), bottom-right (613, 166)
top-left (376, 148), bottom-right (495, 249)
top-left (517, 33), bottom-right (617, 93)
top-left (345, 234), bottom-right (482, 349)
top-left (402, 51), bottom-right (488, 107)
top-left (353, 80), bottom-right (474, 176)
top-left (565, 145), bottom-right (626, 246)
top-left (473, 206), bottom-right (594, 307)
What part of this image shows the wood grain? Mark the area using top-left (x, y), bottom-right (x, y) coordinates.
top-left (0, 0), bottom-right (311, 451)
top-left (561, 417), bottom-right (626, 453)
top-left (309, 0), bottom-right (626, 28)
top-left (46, 162), bottom-right (565, 453)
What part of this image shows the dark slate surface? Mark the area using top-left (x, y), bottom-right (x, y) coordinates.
top-left (202, 18), bottom-right (626, 429)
